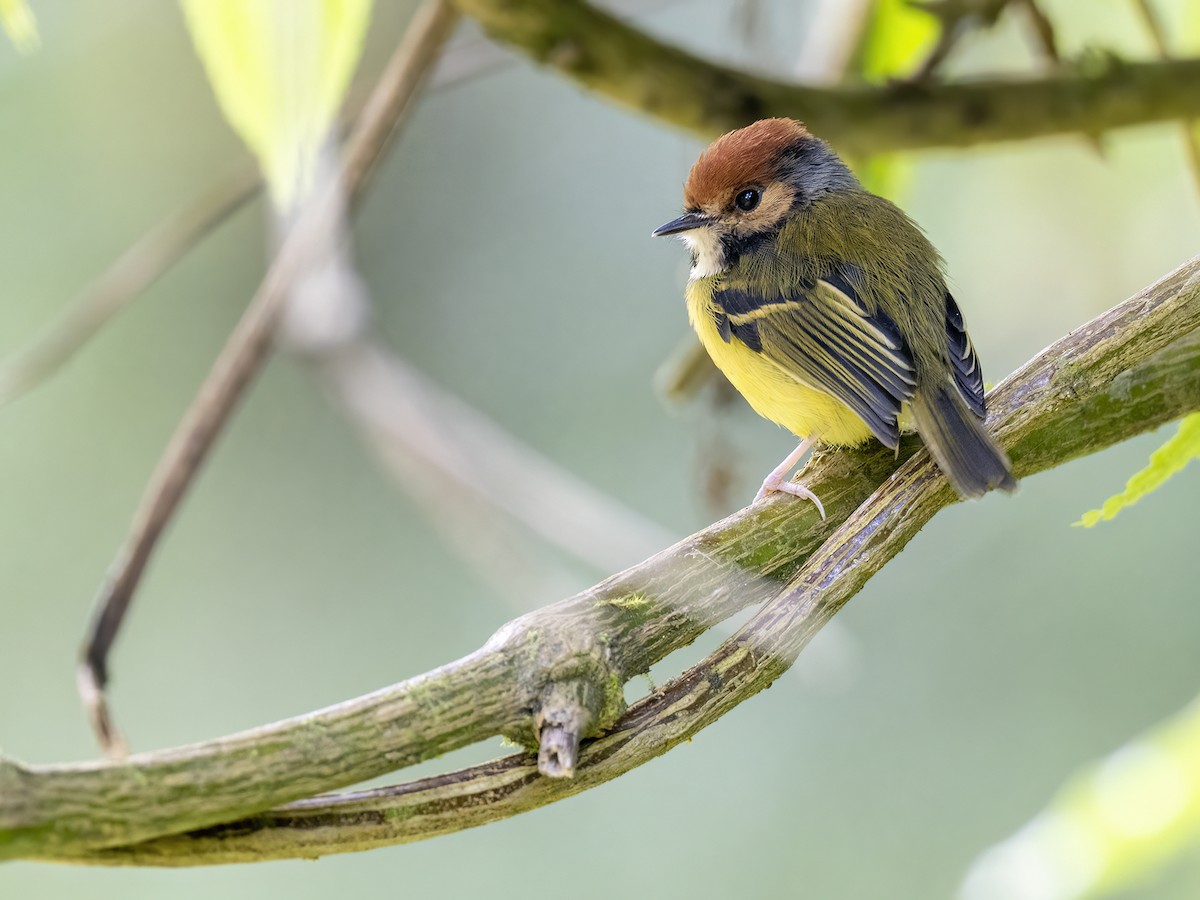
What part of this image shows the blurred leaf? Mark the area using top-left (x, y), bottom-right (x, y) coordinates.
top-left (853, 0), bottom-right (937, 198)
top-left (180, 0), bottom-right (372, 209)
top-left (0, 0), bottom-right (39, 53)
top-left (1075, 413), bottom-right (1200, 527)
top-left (960, 692), bottom-right (1200, 900)
top-left (857, 0), bottom-right (936, 81)
top-left (1184, 0), bottom-right (1200, 54)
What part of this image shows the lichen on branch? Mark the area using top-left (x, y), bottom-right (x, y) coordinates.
top-left (4, 257), bottom-right (1198, 866)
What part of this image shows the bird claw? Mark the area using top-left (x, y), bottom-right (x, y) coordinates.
top-left (754, 478), bottom-right (827, 520)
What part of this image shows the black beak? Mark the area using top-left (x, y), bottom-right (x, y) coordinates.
top-left (652, 211), bottom-right (711, 237)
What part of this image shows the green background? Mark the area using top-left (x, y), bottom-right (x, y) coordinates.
top-left (2, 1), bottom-right (1199, 897)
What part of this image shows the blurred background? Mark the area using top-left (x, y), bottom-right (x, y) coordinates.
top-left (2, 0), bottom-right (1199, 897)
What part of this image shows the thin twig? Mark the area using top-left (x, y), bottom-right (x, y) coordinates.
top-left (1009, 0), bottom-right (1103, 157)
top-left (341, 6), bottom-right (460, 207)
top-left (3, 256), bottom-right (1196, 863)
top-left (899, 0), bottom-right (1012, 83)
top-left (906, 0), bottom-right (1058, 83)
top-left (0, 88), bottom-right (382, 407)
top-left (1012, 0), bottom-right (1060, 68)
top-left (907, 13), bottom-right (977, 83)
top-left (316, 340), bottom-right (676, 575)
top-left (76, 0), bottom-right (461, 757)
top-left (1132, 0), bottom-right (1200, 195)
top-left (1134, 0), bottom-right (1171, 60)
top-left (0, 166), bottom-right (259, 406)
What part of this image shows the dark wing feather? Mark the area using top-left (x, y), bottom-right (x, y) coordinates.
top-left (714, 271), bottom-right (917, 449)
top-left (945, 292), bottom-right (985, 419)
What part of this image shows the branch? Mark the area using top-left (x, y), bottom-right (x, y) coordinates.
top-left (75, 0), bottom-right (461, 756)
top-left (3, 256), bottom-right (1197, 864)
top-left (451, 0), bottom-right (1200, 155)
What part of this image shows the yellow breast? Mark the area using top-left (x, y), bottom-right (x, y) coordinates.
top-left (685, 280), bottom-right (875, 447)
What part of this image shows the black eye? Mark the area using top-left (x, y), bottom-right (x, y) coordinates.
top-left (735, 188), bottom-right (761, 212)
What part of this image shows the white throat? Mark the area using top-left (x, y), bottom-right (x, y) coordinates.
top-left (682, 229), bottom-right (726, 280)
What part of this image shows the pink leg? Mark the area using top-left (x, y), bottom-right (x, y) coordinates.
top-left (754, 438), bottom-right (825, 519)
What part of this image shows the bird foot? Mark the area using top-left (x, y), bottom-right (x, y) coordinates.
top-left (754, 476), bottom-right (826, 520)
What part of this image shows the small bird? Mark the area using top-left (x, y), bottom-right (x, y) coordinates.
top-left (654, 118), bottom-right (1015, 515)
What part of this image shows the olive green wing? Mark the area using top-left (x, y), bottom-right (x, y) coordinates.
top-left (712, 271), bottom-right (917, 449)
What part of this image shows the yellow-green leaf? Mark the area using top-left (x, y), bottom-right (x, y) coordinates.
top-left (857, 0), bottom-right (937, 82)
top-left (853, 0), bottom-right (937, 199)
top-left (180, 0), bottom-right (372, 209)
top-left (1075, 413), bottom-right (1200, 527)
top-left (1183, 0), bottom-right (1200, 55)
top-left (0, 0), bottom-right (39, 53)
top-left (961, 692), bottom-right (1200, 900)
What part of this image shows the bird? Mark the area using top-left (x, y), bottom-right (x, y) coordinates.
top-left (653, 118), bottom-right (1016, 517)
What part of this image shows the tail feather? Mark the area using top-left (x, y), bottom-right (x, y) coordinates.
top-left (910, 386), bottom-right (1016, 499)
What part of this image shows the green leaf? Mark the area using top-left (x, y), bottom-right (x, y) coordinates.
top-left (1075, 413), bottom-right (1200, 527)
top-left (961, 692), bottom-right (1200, 900)
top-left (852, 0), bottom-right (937, 199)
top-left (856, 0), bottom-right (937, 81)
top-left (0, 0), bottom-right (39, 53)
top-left (180, 0), bottom-right (372, 209)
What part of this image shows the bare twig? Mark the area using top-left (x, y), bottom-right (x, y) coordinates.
top-left (3, 256), bottom-right (1196, 863)
top-left (315, 340), bottom-right (676, 575)
top-left (340, 5), bottom-right (460, 207)
top-left (76, 0), bottom-right (461, 756)
top-left (1013, 0), bottom-right (1060, 68)
top-left (1132, 0), bottom-right (1200, 195)
top-left (1134, 0), bottom-right (1171, 63)
top-left (907, 1), bottom-right (1003, 83)
top-left (908, 0), bottom-right (1060, 83)
top-left (0, 165), bottom-right (260, 407)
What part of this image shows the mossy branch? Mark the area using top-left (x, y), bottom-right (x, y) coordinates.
top-left (451, 0), bottom-right (1200, 155)
top-left (1, 257), bottom-right (1198, 865)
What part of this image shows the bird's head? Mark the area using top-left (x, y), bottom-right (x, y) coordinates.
top-left (653, 118), bottom-right (857, 278)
